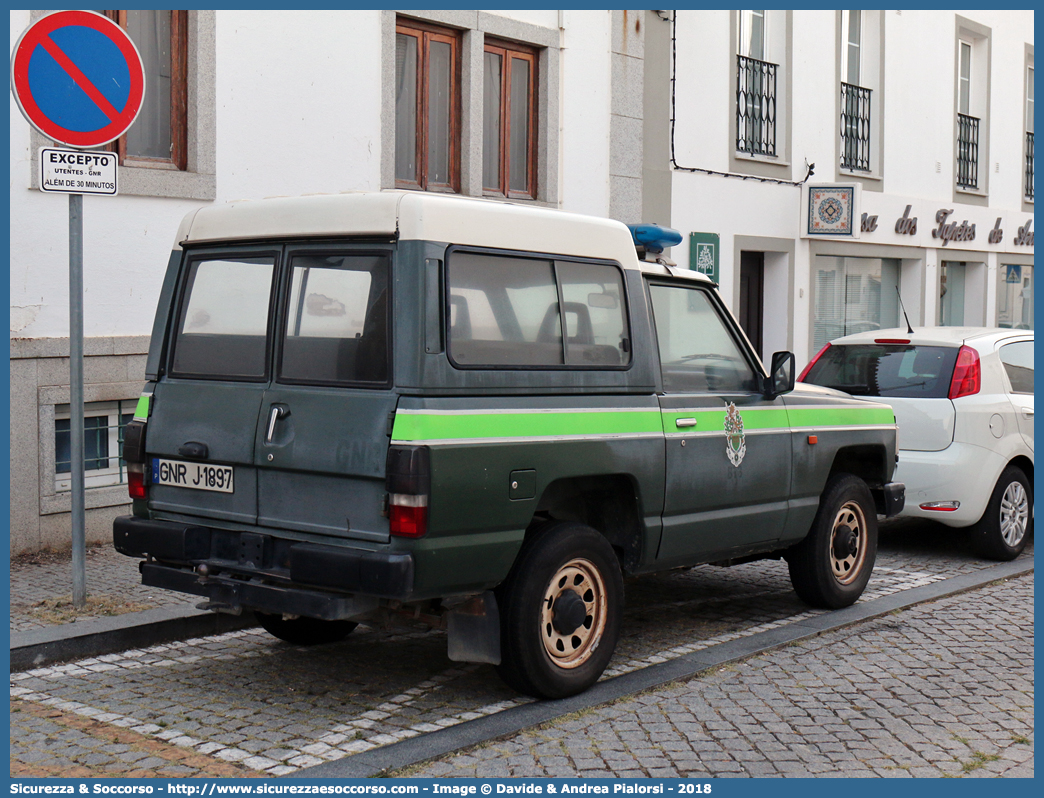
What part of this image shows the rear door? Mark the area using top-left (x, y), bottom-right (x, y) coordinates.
top-left (999, 339), bottom-right (1034, 451)
top-left (255, 246), bottom-right (397, 542)
top-left (648, 280), bottom-right (792, 565)
top-left (147, 249), bottom-right (280, 525)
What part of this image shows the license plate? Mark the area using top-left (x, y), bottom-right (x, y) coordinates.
top-left (153, 458), bottom-right (234, 493)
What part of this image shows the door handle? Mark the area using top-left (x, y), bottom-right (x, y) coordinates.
top-left (1022, 407), bottom-right (1034, 418)
top-left (178, 441), bottom-right (208, 459)
top-left (675, 418), bottom-right (698, 428)
top-left (265, 405), bottom-right (290, 444)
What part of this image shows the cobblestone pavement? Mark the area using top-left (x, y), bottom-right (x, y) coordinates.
top-left (11, 544), bottom-right (195, 632)
top-left (403, 574), bottom-right (1034, 779)
top-left (9, 521), bottom-right (1033, 777)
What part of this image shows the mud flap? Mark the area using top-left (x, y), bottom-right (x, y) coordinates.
top-left (446, 591), bottom-right (501, 665)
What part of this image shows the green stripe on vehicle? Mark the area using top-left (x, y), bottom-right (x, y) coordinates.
top-left (133, 394), bottom-right (151, 421)
top-left (392, 409), bottom-right (663, 442)
top-left (392, 404), bottom-right (893, 444)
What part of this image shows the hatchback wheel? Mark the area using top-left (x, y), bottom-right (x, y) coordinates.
top-left (971, 466), bottom-right (1032, 561)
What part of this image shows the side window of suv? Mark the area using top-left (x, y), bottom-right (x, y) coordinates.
top-left (999, 340), bottom-right (1034, 394)
top-left (648, 283), bottom-right (759, 393)
top-left (447, 251), bottom-right (630, 368)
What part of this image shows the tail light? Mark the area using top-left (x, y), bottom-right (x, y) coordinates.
top-left (386, 445), bottom-right (430, 539)
top-left (798, 343), bottom-right (831, 382)
top-left (389, 496), bottom-right (428, 538)
top-left (948, 345), bottom-right (981, 399)
top-left (123, 419), bottom-right (148, 500)
top-left (128, 465), bottom-right (147, 499)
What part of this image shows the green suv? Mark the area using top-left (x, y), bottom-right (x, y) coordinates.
top-left (114, 191), bottom-right (904, 698)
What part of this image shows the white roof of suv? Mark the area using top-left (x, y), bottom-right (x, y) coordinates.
top-left (173, 191), bottom-right (689, 277)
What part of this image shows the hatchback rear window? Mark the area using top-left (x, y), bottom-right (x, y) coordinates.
top-left (803, 344), bottom-right (960, 398)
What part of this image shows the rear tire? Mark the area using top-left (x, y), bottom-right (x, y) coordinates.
top-left (970, 466), bottom-right (1032, 561)
top-left (495, 521), bottom-right (623, 699)
top-left (254, 612), bottom-right (357, 646)
top-left (787, 473), bottom-right (878, 609)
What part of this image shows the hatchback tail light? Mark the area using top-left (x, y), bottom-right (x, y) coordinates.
top-left (947, 345), bottom-right (981, 399)
top-left (798, 343), bottom-right (831, 382)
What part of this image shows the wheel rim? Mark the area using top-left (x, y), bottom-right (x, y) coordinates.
top-left (541, 558), bottom-right (608, 669)
top-left (1000, 480), bottom-right (1030, 547)
top-left (829, 501), bottom-right (868, 585)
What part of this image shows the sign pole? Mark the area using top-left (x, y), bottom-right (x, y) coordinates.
top-left (69, 192), bottom-right (86, 607)
top-left (12, 10), bottom-right (144, 607)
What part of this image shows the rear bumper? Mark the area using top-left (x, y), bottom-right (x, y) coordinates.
top-left (113, 516), bottom-right (414, 618)
top-left (892, 443), bottom-right (1007, 527)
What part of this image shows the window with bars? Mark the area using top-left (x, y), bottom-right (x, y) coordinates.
top-left (955, 38), bottom-right (980, 190)
top-left (840, 83), bottom-right (872, 172)
top-left (957, 112), bottom-right (980, 189)
top-left (736, 55), bottom-right (777, 156)
top-left (839, 11), bottom-right (871, 172)
top-left (394, 18), bottom-right (461, 193)
top-left (483, 40), bottom-right (537, 199)
top-left (54, 401), bottom-right (135, 491)
top-left (1027, 132), bottom-right (1034, 202)
top-left (1027, 65), bottom-right (1034, 201)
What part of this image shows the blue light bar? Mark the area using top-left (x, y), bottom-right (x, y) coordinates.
top-left (627, 223), bottom-right (682, 254)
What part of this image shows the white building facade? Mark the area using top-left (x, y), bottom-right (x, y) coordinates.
top-left (8, 9), bottom-right (1034, 553)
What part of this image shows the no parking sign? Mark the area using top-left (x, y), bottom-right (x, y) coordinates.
top-left (10, 10), bottom-right (147, 607)
top-left (11, 9), bottom-right (145, 148)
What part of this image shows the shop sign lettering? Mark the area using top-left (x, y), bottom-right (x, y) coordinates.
top-left (931, 209), bottom-right (975, 247)
top-left (894, 205), bottom-right (918, 235)
top-left (987, 218), bottom-right (1004, 244)
top-left (1013, 219), bottom-right (1034, 246)
top-left (860, 213), bottom-right (878, 233)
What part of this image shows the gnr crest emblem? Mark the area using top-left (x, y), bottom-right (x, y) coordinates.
top-left (724, 402), bottom-right (746, 467)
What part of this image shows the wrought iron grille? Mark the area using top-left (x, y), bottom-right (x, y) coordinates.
top-left (736, 55), bottom-right (777, 156)
top-left (1026, 131), bottom-right (1034, 201)
top-left (956, 112), bottom-right (980, 189)
top-left (55, 401), bottom-right (134, 487)
top-left (840, 82), bottom-right (872, 172)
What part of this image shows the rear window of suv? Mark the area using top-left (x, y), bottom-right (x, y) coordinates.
top-left (803, 344), bottom-right (960, 398)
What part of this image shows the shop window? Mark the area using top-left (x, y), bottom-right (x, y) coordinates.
top-left (395, 18), bottom-right (461, 193)
top-left (54, 401), bottom-right (135, 492)
top-left (997, 264), bottom-right (1033, 329)
top-left (938, 262), bottom-right (967, 326)
top-left (813, 256), bottom-right (899, 350)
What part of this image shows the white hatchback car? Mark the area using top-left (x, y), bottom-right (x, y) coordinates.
top-left (799, 327), bottom-right (1033, 560)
